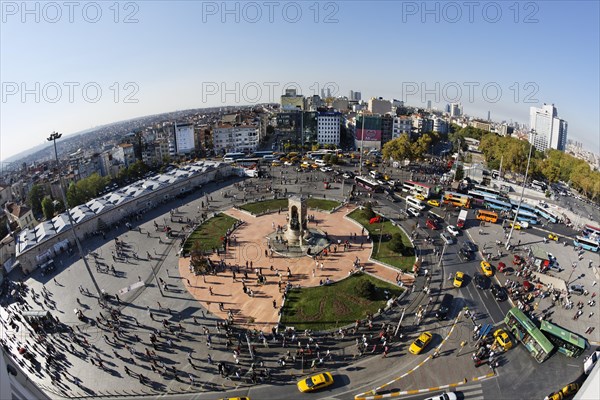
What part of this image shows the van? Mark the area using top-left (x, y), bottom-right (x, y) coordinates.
top-left (315, 159), bottom-right (327, 167)
top-left (436, 294), bottom-right (454, 320)
top-left (570, 284), bottom-right (584, 295)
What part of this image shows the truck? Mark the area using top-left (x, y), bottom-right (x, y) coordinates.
top-left (457, 210), bottom-right (468, 229)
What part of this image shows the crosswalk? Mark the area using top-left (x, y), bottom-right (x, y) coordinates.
top-left (460, 383), bottom-right (485, 399)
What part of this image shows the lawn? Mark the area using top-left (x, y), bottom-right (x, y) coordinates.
top-left (280, 273), bottom-right (404, 331)
top-left (348, 209), bottom-right (415, 271)
top-left (182, 213), bottom-right (238, 253)
top-left (239, 198), bottom-right (340, 215)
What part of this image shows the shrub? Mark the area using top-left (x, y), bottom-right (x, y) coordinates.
top-left (388, 233), bottom-right (406, 254)
top-left (355, 279), bottom-right (376, 300)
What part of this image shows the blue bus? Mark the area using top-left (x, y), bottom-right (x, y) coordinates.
top-left (535, 205), bottom-right (559, 224)
top-left (467, 190), bottom-right (489, 207)
top-left (582, 225), bottom-right (600, 243)
top-left (484, 197), bottom-right (512, 212)
top-left (574, 236), bottom-right (599, 252)
top-left (473, 185), bottom-right (505, 198)
top-left (511, 209), bottom-right (539, 225)
top-left (511, 200), bottom-right (538, 215)
top-left (253, 150), bottom-right (274, 158)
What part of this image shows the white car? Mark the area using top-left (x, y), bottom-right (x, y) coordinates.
top-left (518, 221), bottom-right (529, 229)
top-left (284, 161), bottom-right (293, 166)
top-left (319, 166), bottom-right (333, 172)
top-left (407, 207), bottom-right (420, 217)
top-left (446, 225), bottom-right (460, 236)
top-left (424, 392), bottom-right (457, 400)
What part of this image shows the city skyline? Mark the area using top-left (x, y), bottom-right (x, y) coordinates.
top-left (1, 1), bottom-right (599, 161)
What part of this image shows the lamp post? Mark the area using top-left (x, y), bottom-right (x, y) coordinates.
top-left (505, 131), bottom-right (536, 250)
top-left (47, 132), bottom-right (104, 302)
top-left (359, 112), bottom-right (366, 176)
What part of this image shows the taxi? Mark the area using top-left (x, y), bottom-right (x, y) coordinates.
top-left (415, 194), bottom-right (426, 201)
top-left (493, 329), bottom-right (513, 350)
top-left (218, 397), bottom-right (250, 400)
top-left (480, 261), bottom-right (493, 277)
top-left (561, 383), bottom-right (579, 396)
top-left (509, 222), bottom-right (521, 230)
top-left (453, 271), bottom-right (464, 288)
top-left (427, 199), bottom-right (440, 207)
top-left (548, 233), bottom-right (559, 241)
top-left (297, 372), bottom-right (334, 392)
top-left (271, 161), bottom-right (281, 167)
top-left (409, 331), bottom-right (432, 355)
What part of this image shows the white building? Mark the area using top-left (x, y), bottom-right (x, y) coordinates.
top-left (112, 143), bottom-right (136, 167)
top-left (317, 112), bottom-right (341, 145)
top-left (368, 97), bottom-right (392, 115)
top-left (529, 104), bottom-right (568, 151)
top-left (392, 116), bottom-right (412, 138)
top-left (173, 123), bottom-right (196, 154)
top-left (213, 125), bottom-right (259, 153)
top-left (432, 116), bottom-right (448, 134)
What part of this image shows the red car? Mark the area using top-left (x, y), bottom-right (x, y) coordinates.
top-left (426, 219), bottom-right (439, 230)
top-left (513, 255), bottom-right (523, 266)
top-left (498, 262), bottom-right (507, 273)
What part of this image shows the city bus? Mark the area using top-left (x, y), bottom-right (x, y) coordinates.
top-left (442, 191), bottom-right (472, 208)
top-left (476, 209), bottom-right (498, 223)
top-left (511, 200), bottom-right (538, 215)
top-left (535, 204), bottom-right (559, 224)
top-left (473, 185), bottom-right (504, 198)
top-left (406, 195), bottom-right (426, 211)
top-left (539, 320), bottom-right (587, 358)
top-left (484, 197), bottom-right (512, 212)
top-left (573, 236), bottom-right (599, 252)
top-left (582, 224), bottom-right (600, 242)
top-left (355, 176), bottom-right (382, 192)
top-left (511, 209), bottom-right (539, 225)
top-left (467, 190), bottom-right (490, 207)
top-left (253, 150), bottom-right (274, 158)
top-left (235, 157), bottom-right (261, 167)
top-left (308, 149), bottom-right (340, 160)
top-left (504, 307), bottom-right (554, 363)
top-left (223, 152), bottom-right (246, 162)
top-left (403, 180), bottom-right (433, 198)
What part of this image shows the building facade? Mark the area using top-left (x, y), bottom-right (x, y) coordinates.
top-left (392, 116), bottom-right (413, 139)
top-left (317, 112), bottom-right (341, 145)
top-left (212, 125), bottom-right (259, 153)
top-left (368, 97), bottom-right (392, 115)
top-left (173, 123), bottom-right (196, 154)
top-left (529, 104), bottom-right (568, 151)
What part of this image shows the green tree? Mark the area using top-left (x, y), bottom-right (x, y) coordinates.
top-left (27, 184), bottom-right (45, 216)
top-left (41, 196), bottom-right (55, 220)
top-left (355, 279), bottom-right (376, 300)
top-left (388, 233), bottom-right (406, 254)
top-left (362, 202), bottom-right (376, 220)
top-left (455, 165), bottom-right (464, 181)
top-left (382, 134), bottom-right (413, 162)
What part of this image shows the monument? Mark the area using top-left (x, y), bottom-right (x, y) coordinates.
top-left (284, 196), bottom-right (309, 245)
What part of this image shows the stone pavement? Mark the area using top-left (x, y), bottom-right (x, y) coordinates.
top-left (178, 205), bottom-right (415, 332)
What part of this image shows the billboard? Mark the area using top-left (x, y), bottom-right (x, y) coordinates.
top-left (355, 115), bottom-right (382, 141)
top-left (355, 128), bottom-right (382, 141)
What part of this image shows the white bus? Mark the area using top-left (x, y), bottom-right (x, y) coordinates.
top-left (406, 195), bottom-right (426, 211)
top-left (315, 159), bottom-right (327, 167)
top-left (223, 152), bottom-right (246, 162)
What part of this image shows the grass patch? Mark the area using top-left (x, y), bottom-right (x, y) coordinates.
top-left (280, 273), bottom-right (404, 331)
top-left (183, 213), bottom-right (238, 253)
top-left (239, 198), bottom-right (340, 215)
top-left (347, 208), bottom-right (415, 271)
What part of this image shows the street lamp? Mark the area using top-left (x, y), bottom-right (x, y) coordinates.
top-left (47, 131), bottom-right (104, 302)
top-left (505, 131), bottom-right (536, 250)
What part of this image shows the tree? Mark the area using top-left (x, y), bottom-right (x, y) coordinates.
top-left (388, 233), bottom-right (406, 254)
top-left (355, 279), bottom-right (376, 300)
top-left (382, 134), bottom-right (412, 162)
top-left (454, 165), bottom-right (464, 181)
top-left (27, 184), bottom-right (45, 217)
top-left (362, 202), bottom-right (375, 220)
top-left (41, 196), bottom-right (55, 220)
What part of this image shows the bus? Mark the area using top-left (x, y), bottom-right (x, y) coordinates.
top-left (308, 149), bottom-right (340, 160)
top-left (223, 152), bottom-right (246, 162)
top-left (511, 209), bottom-right (539, 225)
top-left (253, 150), bottom-right (274, 158)
top-left (476, 209), bottom-right (498, 223)
top-left (235, 157), bottom-right (261, 167)
top-left (473, 185), bottom-right (504, 198)
top-left (403, 180), bottom-right (433, 198)
top-left (574, 236), bottom-right (599, 252)
top-left (484, 197), bottom-right (512, 212)
top-left (582, 225), bottom-right (600, 242)
top-left (442, 191), bottom-right (472, 208)
top-left (535, 204), bottom-right (559, 224)
top-left (539, 320), bottom-right (587, 358)
top-left (504, 307), bottom-right (554, 363)
top-left (406, 195), bottom-right (426, 211)
top-left (467, 190), bottom-right (489, 207)
top-left (355, 176), bottom-right (382, 192)
top-left (511, 200), bottom-right (538, 215)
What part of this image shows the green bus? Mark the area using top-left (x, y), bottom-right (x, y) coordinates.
top-left (504, 307), bottom-right (554, 363)
top-left (539, 320), bottom-right (587, 358)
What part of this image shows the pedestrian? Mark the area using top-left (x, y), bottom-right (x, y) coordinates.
top-left (273, 299), bottom-right (277, 309)
top-left (209, 286), bottom-right (213, 295)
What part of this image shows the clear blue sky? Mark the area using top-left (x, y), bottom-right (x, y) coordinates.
top-left (1, 1), bottom-right (599, 161)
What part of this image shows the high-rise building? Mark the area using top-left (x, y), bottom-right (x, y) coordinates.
top-left (529, 104), bottom-right (568, 151)
top-left (281, 89), bottom-right (305, 110)
top-left (349, 90), bottom-right (361, 101)
top-left (450, 103), bottom-right (462, 117)
top-left (427, 100), bottom-right (432, 111)
top-left (173, 123), bottom-right (196, 154)
top-left (392, 116), bottom-right (412, 138)
top-left (317, 111), bottom-right (341, 145)
top-left (212, 125), bottom-right (259, 153)
top-left (355, 114), bottom-right (382, 150)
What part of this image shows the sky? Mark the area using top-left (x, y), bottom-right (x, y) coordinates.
top-left (1, 0), bottom-right (599, 162)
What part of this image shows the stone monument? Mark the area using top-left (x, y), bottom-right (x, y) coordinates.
top-left (284, 196), bottom-right (308, 245)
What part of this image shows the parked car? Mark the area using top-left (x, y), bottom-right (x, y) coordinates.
top-left (446, 225), bottom-right (460, 236)
top-left (426, 219), bottom-right (440, 230)
top-left (407, 207), bottom-right (420, 217)
top-left (427, 199), bottom-right (440, 207)
top-left (440, 232), bottom-right (455, 245)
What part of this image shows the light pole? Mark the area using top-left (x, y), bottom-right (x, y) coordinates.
top-left (505, 131), bottom-right (535, 250)
top-left (359, 112), bottom-right (365, 176)
top-left (47, 132), bottom-right (104, 302)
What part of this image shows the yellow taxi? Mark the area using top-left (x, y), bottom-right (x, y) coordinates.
top-left (560, 383), bottom-right (579, 396)
top-left (310, 163), bottom-right (319, 169)
top-left (297, 372), bottom-right (334, 392)
top-left (548, 233), bottom-right (559, 241)
top-left (271, 161), bottom-right (281, 167)
top-left (545, 392), bottom-right (563, 400)
top-left (218, 397), bottom-right (250, 400)
top-left (453, 271), bottom-right (464, 288)
top-left (427, 199), bottom-right (440, 207)
top-left (480, 261), bottom-right (493, 277)
top-left (493, 329), bottom-right (513, 350)
top-left (301, 162), bottom-right (310, 169)
top-left (409, 331), bottom-right (432, 355)
top-left (415, 194), bottom-right (426, 201)
top-left (509, 222), bottom-right (521, 230)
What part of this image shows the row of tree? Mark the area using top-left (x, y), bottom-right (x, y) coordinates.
top-left (381, 132), bottom-right (441, 162)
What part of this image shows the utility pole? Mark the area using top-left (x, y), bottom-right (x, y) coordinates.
top-left (359, 112), bottom-right (366, 176)
top-left (394, 307), bottom-right (406, 337)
